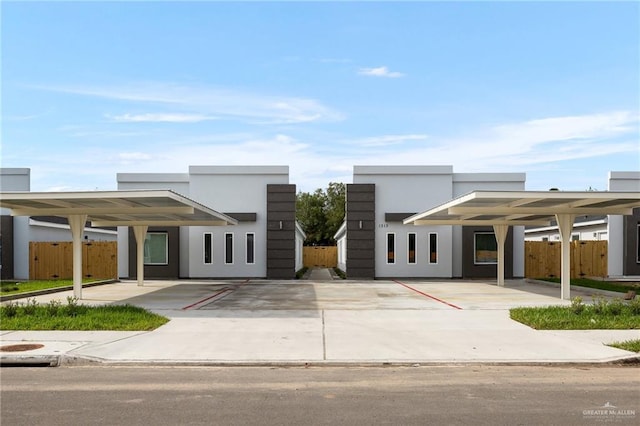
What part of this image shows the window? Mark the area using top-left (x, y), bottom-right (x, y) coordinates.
top-left (571, 234), bottom-right (580, 241)
top-left (144, 233), bottom-right (168, 265)
top-left (246, 233), bottom-right (255, 264)
top-left (387, 233), bottom-right (395, 264)
top-left (637, 225), bottom-right (640, 263)
top-left (224, 233), bottom-right (234, 265)
top-left (203, 233), bottom-right (213, 264)
top-left (429, 233), bottom-right (438, 264)
top-left (474, 232), bottom-right (497, 264)
top-left (407, 233), bottom-right (416, 264)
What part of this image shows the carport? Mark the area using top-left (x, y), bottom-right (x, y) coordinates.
top-left (404, 190), bottom-right (640, 300)
top-left (0, 190), bottom-right (237, 298)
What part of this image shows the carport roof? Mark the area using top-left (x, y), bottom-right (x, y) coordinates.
top-left (0, 189), bottom-right (238, 226)
top-left (403, 190), bottom-right (640, 226)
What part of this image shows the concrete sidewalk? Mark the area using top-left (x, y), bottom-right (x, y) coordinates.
top-left (1, 279), bottom-right (639, 366)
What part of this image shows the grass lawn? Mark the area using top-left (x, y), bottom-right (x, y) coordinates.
top-left (510, 297), bottom-right (640, 330)
top-left (0, 279), bottom-right (102, 296)
top-left (608, 339), bottom-right (640, 353)
top-left (0, 299), bottom-right (169, 331)
top-left (538, 277), bottom-right (639, 294)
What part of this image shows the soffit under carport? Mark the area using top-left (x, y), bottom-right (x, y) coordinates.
top-left (0, 189), bottom-right (238, 227)
top-left (403, 191), bottom-right (640, 227)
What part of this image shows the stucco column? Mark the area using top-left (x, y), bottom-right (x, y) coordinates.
top-left (556, 214), bottom-right (575, 300)
top-left (132, 225), bottom-right (148, 287)
top-left (68, 214), bottom-right (87, 299)
top-left (493, 224), bottom-right (508, 287)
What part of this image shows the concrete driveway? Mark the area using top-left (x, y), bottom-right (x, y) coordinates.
top-left (1, 278), bottom-right (639, 365)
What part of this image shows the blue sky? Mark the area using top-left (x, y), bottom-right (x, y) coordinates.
top-left (2, 1), bottom-right (639, 193)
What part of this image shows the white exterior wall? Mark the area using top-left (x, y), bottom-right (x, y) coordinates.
top-left (295, 223), bottom-right (306, 272)
top-left (116, 166), bottom-right (289, 279)
top-left (187, 166), bottom-right (288, 278)
top-left (355, 166), bottom-right (454, 278)
top-left (352, 166), bottom-right (526, 278)
top-left (117, 173), bottom-right (190, 278)
top-left (1, 169), bottom-right (31, 279)
top-left (453, 173), bottom-right (526, 278)
top-left (334, 223), bottom-right (347, 272)
top-left (608, 171), bottom-right (640, 276)
top-left (525, 222), bottom-right (608, 242)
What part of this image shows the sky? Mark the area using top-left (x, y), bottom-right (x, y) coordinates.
top-left (1, 1), bottom-right (639, 194)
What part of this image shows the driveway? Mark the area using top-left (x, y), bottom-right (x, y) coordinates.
top-left (1, 278), bottom-right (639, 365)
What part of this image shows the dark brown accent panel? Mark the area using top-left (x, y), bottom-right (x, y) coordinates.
top-left (224, 213), bottom-right (257, 222)
top-left (385, 213), bottom-right (417, 222)
top-left (462, 226), bottom-right (514, 279)
top-left (346, 184), bottom-right (375, 278)
top-left (1, 216), bottom-right (14, 279)
top-left (128, 227), bottom-right (180, 279)
top-left (623, 208), bottom-right (640, 275)
top-left (267, 184), bottom-right (296, 279)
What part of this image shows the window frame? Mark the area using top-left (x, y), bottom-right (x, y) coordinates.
top-left (246, 232), bottom-right (255, 265)
top-left (203, 232), bottom-right (213, 265)
top-left (474, 232), bottom-right (498, 265)
top-left (428, 232), bottom-right (438, 264)
top-left (407, 232), bottom-right (416, 264)
top-left (386, 232), bottom-right (395, 264)
top-left (224, 232), bottom-right (234, 265)
top-left (143, 232), bottom-right (168, 266)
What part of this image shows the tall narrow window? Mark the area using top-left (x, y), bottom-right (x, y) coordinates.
top-left (204, 233), bottom-right (213, 264)
top-left (408, 233), bottom-right (416, 264)
top-left (225, 233), bottom-right (234, 265)
top-left (429, 233), bottom-right (438, 264)
top-left (143, 233), bottom-right (168, 265)
top-left (387, 233), bottom-right (395, 264)
top-left (475, 232), bottom-right (497, 264)
top-left (246, 233), bottom-right (255, 264)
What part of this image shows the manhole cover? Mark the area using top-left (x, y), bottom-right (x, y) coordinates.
top-left (0, 344), bottom-right (45, 352)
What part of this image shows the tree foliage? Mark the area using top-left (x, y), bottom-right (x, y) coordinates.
top-left (296, 182), bottom-right (345, 245)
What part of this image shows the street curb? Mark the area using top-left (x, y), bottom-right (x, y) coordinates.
top-left (524, 279), bottom-right (633, 299)
top-left (3, 351), bottom-right (638, 368)
top-left (0, 280), bottom-right (119, 302)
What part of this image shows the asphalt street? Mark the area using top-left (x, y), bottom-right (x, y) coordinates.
top-left (1, 365), bottom-right (638, 425)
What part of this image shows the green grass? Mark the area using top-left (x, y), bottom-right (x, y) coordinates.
top-left (333, 267), bottom-right (346, 279)
top-left (0, 279), bottom-right (100, 296)
top-left (510, 297), bottom-right (640, 330)
top-left (608, 339), bottom-right (640, 353)
top-left (539, 277), bottom-right (639, 294)
top-left (0, 299), bottom-right (169, 331)
top-left (295, 267), bottom-right (309, 279)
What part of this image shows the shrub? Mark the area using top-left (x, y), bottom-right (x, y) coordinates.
top-left (2, 301), bottom-right (20, 318)
top-left (21, 298), bottom-right (38, 315)
top-left (45, 299), bottom-right (62, 316)
top-left (570, 296), bottom-right (584, 315)
top-left (591, 296), bottom-right (608, 314)
top-left (64, 296), bottom-right (86, 317)
top-left (627, 297), bottom-right (640, 316)
top-left (607, 299), bottom-right (624, 316)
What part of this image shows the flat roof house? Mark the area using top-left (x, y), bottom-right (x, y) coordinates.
top-left (335, 166), bottom-right (526, 279)
top-left (117, 166), bottom-right (303, 280)
top-left (608, 171), bottom-right (640, 277)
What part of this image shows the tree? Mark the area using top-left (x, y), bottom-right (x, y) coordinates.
top-left (296, 182), bottom-right (346, 245)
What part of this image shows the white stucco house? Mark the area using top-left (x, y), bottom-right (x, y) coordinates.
top-left (335, 166), bottom-right (526, 279)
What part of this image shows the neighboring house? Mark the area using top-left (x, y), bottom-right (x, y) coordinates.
top-left (524, 216), bottom-right (608, 242)
top-left (117, 166), bottom-right (300, 279)
top-left (608, 172), bottom-right (640, 277)
top-left (335, 166), bottom-right (526, 279)
top-left (0, 168), bottom-right (117, 280)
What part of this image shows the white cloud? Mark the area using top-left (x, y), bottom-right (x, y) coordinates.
top-left (351, 134), bottom-right (428, 147)
top-left (118, 152), bottom-right (153, 161)
top-left (106, 113), bottom-right (218, 123)
top-left (35, 82), bottom-right (344, 124)
top-left (358, 66), bottom-right (405, 78)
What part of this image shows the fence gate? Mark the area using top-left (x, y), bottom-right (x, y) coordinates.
top-left (30, 241), bottom-right (118, 280)
top-left (303, 246), bottom-right (338, 268)
top-left (525, 240), bottom-right (607, 279)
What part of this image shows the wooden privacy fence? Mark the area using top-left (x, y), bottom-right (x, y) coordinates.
top-left (303, 246), bottom-right (338, 268)
top-left (525, 240), bottom-right (607, 279)
top-left (29, 241), bottom-right (118, 280)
